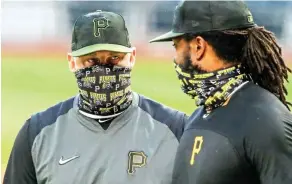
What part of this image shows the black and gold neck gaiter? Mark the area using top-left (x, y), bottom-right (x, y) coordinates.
top-left (74, 64), bottom-right (132, 117)
top-left (174, 63), bottom-right (250, 112)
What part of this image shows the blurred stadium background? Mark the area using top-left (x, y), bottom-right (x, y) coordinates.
top-left (2, 0), bottom-right (292, 177)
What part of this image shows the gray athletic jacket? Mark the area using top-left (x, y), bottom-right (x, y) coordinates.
top-left (4, 92), bottom-right (188, 184)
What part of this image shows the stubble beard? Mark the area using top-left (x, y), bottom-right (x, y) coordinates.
top-left (175, 51), bottom-right (207, 74)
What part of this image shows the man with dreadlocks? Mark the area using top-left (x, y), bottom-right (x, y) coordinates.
top-left (150, 1), bottom-right (292, 184)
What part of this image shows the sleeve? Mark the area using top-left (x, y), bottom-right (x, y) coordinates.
top-left (166, 112), bottom-right (188, 141)
top-left (245, 115), bottom-right (292, 184)
top-left (3, 119), bottom-right (38, 184)
top-left (137, 94), bottom-right (190, 140)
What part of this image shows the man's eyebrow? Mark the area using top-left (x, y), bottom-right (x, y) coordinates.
top-left (109, 52), bottom-right (126, 56)
top-left (111, 51), bottom-right (122, 54)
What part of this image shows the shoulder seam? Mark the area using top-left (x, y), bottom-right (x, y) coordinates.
top-left (137, 94), bottom-right (181, 123)
top-left (137, 104), bottom-right (176, 125)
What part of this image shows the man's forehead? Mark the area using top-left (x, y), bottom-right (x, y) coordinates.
top-left (85, 51), bottom-right (125, 57)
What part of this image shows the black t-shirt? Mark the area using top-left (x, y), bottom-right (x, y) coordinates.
top-left (172, 82), bottom-right (292, 184)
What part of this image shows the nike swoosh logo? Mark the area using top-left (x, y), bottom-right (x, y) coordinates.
top-left (98, 118), bottom-right (112, 123)
top-left (59, 156), bottom-right (79, 165)
top-left (203, 114), bottom-right (209, 119)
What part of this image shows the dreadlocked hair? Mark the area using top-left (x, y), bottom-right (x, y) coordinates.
top-left (184, 26), bottom-right (292, 110)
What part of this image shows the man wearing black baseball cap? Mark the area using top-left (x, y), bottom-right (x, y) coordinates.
top-left (151, 1), bottom-right (292, 183)
top-left (4, 10), bottom-right (188, 184)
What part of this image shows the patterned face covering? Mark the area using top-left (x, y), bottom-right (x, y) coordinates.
top-left (74, 64), bottom-right (132, 117)
top-left (174, 62), bottom-right (250, 112)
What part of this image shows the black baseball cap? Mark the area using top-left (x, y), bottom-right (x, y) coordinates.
top-left (149, 0), bottom-right (255, 43)
top-left (71, 10), bottom-right (132, 57)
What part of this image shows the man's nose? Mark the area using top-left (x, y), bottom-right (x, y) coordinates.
top-left (99, 59), bottom-right (108, 65)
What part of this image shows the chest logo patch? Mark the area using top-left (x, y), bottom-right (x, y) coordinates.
top-left (190, 136), bottom-right (204, 166)
top-left (127, 151), bottom-right (147, 174)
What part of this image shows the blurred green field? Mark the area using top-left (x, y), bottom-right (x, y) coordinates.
top-left (2, 55), bottom-right (292, 172)
top-left (1, 56), bottom-right (196, 170)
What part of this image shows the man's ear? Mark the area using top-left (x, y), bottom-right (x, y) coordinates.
top-left (129, 47), bottom-right (136, 68)
top-left (67, 53), bottom-right (76, 72)
top-left (189, 36), bottom-right (206, 61)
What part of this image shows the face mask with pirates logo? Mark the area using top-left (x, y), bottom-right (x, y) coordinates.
top-left (174, 62), bottom-right (250, 112)
top-left (74, 64), bottom-right (132, 118)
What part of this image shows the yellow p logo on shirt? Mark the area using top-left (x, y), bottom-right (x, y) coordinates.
top-left (190, 136), bottom-right (204, 166)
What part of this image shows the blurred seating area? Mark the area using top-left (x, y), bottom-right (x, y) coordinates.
top-left (2, 1), bottom-right (292, 58)
top-left (66, 1), bottom-right (291, 39)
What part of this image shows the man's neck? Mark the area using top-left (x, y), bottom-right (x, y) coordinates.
top-left (203, 59), bottom-right (239, 73)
